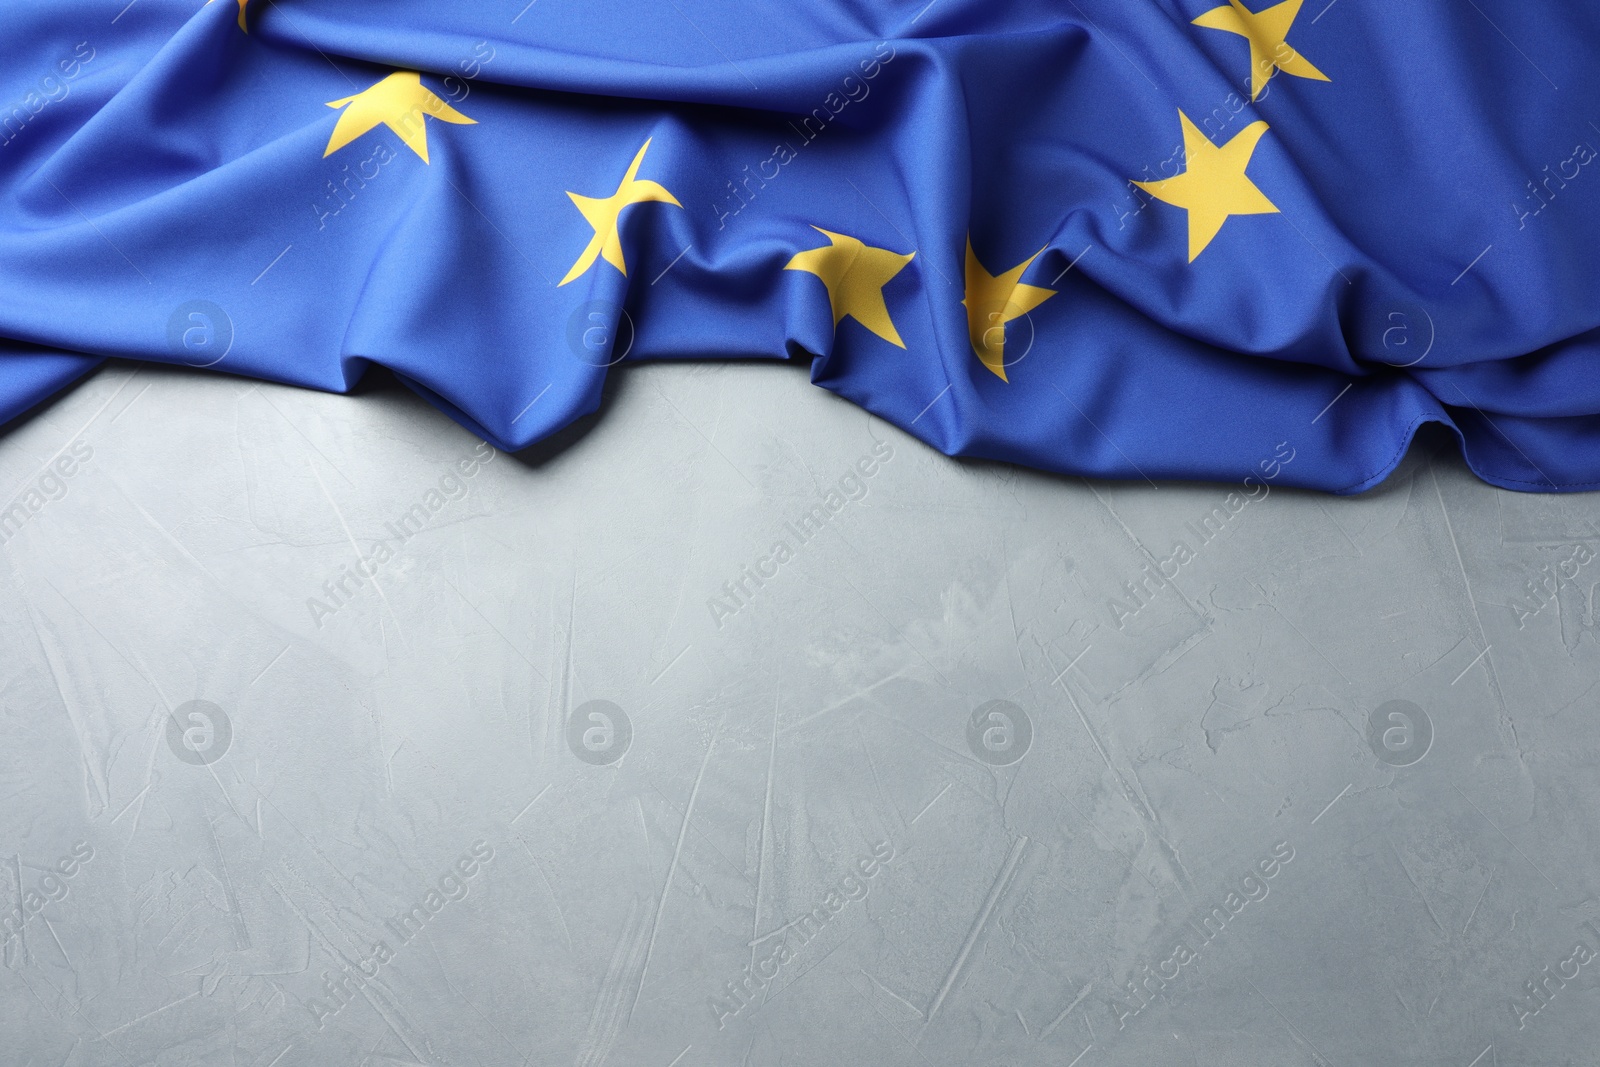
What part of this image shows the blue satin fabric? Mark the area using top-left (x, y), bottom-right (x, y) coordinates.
top-left (1, 0), bottom-right (1596, 492)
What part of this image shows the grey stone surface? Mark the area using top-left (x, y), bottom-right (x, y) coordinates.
top-left (1, 359), bottom-right (1597, 1066)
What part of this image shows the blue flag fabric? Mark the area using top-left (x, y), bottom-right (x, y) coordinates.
top-left (2, 0), bottom-right (1598, 492)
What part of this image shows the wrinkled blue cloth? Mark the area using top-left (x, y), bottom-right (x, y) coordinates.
top-left (2, 0), bottom-right (1597, 492)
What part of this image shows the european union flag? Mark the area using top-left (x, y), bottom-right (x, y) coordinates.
top-left (2, 0), bottom-right (1598, 492)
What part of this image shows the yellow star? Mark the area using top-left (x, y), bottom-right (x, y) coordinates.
top-left (324, 72), bottom-right (475, 164)
top-left (785, 228), bottom-right (915, 349)
top-left (1133, 111), bottom-right (1279, 262)
top-left (559, 140), bottom-right (683, 286)
top-left (1193, 0), bottom-right (1330, 101)
top-left (205, 0), bottom-right (250, 32)
top-left (963, 240), bottom-right (1056, 382)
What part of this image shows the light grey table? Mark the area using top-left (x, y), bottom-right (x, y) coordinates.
top-left (1, 358), bottom-right (1597, 1067)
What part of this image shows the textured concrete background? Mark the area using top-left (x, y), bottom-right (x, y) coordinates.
top-left (1, 359), bottom-right (1597, 1067)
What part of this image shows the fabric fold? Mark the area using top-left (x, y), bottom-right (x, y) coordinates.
top-left (0, 0), bottom-right (1596, 492)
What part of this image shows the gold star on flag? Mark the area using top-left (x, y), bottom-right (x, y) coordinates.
top-left (324, 72), bottom-right (475, 164)
top-left (785, 227), bottom-right (915, 348)
top-left (963, 240), bottom-right (1056, 381)
top-left (559, 139), bottom-right (683, 286)
top-left (1193, 0), bottom-right (1330, 101)
top-left (205, 0), bottom-right (250, 32)
top-left (1133, 111), bottom-right (1279, 262)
